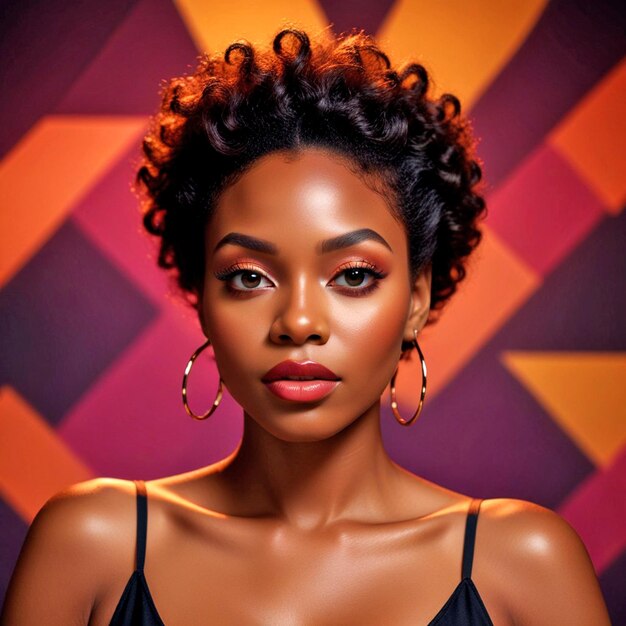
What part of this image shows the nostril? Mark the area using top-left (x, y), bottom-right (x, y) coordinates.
top-left (278, 333), bottom-right (323, 343)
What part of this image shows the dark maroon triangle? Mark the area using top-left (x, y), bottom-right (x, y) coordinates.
top-left (55, 0), bottom-right (199, 115)
top-left (316, 0), bottom-right (396, 36)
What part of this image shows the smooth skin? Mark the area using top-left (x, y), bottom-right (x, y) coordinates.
top-left (2, 148), bottom-right (610, 625)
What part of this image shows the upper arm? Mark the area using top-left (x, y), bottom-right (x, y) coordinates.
top-left (1, 478), bottom-right (136, 626)
top-left (480, 499), bottom-right (611, 626)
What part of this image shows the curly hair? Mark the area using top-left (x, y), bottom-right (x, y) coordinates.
top-left (138, 27), bottom-right (486, 326)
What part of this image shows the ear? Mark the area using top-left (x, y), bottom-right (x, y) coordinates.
top-left (403, 262), bottom-right (432, 342)
top-left (199, 315), bottom-right (211, 342)
top-left (196, 288), bottom-right (211, 341)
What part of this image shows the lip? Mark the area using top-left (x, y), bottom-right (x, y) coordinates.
top-left (262, 360), bottom-right (340, 382)
top-left (262, 360), bottom-right (340, 403)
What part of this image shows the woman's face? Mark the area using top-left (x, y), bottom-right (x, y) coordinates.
top-left (200, 147), bottom-right (430, 442)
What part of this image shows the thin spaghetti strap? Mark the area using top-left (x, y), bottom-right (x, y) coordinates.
top-left (133, 479), bottom-right (147, 573)
top-left (461, 498), bottom-right (483, 580)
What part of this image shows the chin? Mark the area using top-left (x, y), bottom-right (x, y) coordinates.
top-left (251, 410), bottom-right (354, 443)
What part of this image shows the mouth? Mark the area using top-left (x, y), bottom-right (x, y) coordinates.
top-left (261, 361), bottom-right (340, 402)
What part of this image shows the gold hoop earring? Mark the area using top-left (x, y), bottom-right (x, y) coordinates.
top-left (182, 339), bottom-right (223, 420)
top-left (390, 329), bottom-right (427, 426)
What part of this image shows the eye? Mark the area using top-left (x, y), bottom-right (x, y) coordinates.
top-left (214, 264), bottom-right (275, 293)
top-left (334, 267), bottom-right (375, 288)
top-left (231, 270), bottom-right (272, 290)
top-left (331, 262), bottom-right (386, 295)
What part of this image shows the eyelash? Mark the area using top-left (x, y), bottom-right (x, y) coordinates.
top-left (214, 261), bottom-right (386, 297)
top-left (332, 261), bottom-right (385, 296)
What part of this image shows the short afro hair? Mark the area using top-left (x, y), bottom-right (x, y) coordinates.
top-left (138, 27), bottom-right (486, 326)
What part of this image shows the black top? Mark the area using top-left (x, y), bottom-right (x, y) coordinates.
top-left (109, 480), bottom-right (493, 625)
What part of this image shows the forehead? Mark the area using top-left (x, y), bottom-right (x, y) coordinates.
top-left (207, 148), bottom-right (407, 253)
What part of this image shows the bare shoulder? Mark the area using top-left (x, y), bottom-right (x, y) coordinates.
top-left (478, 497), bottom-right (585, 555)
top-left (476, 498), bottom-right (611, 625)
top-left (27, 477), bottom-right (137, 560)
top-left (1, 478), bottom-right (138, 625)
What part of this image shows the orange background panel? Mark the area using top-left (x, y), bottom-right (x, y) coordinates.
top-left (378, 0), bottom-right (548, 107)
top-left (550, 58), bottom-right (626, 214)
top-left (501, 352), bottom-right (626, 466)
top-left (0, 115), bottom-right (146, 288)
top-left (174, 0), bottom-right (328, 53)
top-left (392, 224), bottom-right (539, 406)
top-left (0, 387), bottom-right (94, 522)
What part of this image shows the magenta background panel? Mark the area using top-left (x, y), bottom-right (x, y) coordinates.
top-left (486, 144), bottom-right (606, 275)
top-left (59, 308), bottom-right (242, 478)
top-left (70, 143), bottom-right (171, 304)
top-left (560, 447), bottom-right (626, 573)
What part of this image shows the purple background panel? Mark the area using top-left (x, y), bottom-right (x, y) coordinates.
top-left (486, 144), bottom-right (606, 275)
top-left (318, 0), bottom-right (396, 37)
top-left (470, 0), bottom-right (626, 187)
top-left (0, 0), bottom-right (138, 157)
top-left (382, 347), bottom-right (594, 508)
top-left (487, 209), bottom-right (626, 353)
top-left (0, 500), bottom-right (28, 604)
top-left (0, 220), bottom-right (157, 424)
top-left (383, 204), bottom-right (626, 508)
top-left (599, 551), bottom-right (626, 626)
top-left (56, 0), bottom-right (199, 115)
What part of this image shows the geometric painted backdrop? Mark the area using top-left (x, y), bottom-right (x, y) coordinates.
top-left (1, 1), bottom-right (624, 620)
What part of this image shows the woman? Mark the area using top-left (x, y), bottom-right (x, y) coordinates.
top-left (1, 28), bottom-right (610, 625)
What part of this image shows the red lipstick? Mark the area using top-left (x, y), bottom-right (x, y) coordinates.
top-left (262, 361), bottom-right (340, 402)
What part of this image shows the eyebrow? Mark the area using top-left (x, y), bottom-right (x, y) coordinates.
top-left (214, 232), bottom-right (278, 255)
top-left (214, 228), bottom-right (392, 255)
top-left (320, 228), bottom-right (392, 253)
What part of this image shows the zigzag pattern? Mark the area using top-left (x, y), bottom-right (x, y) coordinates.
top-left (1, 0), bottom-right (624, 620)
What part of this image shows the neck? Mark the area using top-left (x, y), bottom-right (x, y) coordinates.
top-left (218, 401), bottom-right (404, 530)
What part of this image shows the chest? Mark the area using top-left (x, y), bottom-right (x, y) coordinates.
top-left (97, 509), bottom-right (513, 626)
top-left (152, 554), bottom-right (452, 624)
top-left (98, 537), bottom-right (506, 625)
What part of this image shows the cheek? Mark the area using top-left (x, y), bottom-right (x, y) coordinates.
top-left (331, 285), bottom-right (410, 386)
top-left (200, 288), bottom-right (267, 386)
top-left (333, 298), bottom-right (405, 350)
top-left (202, 274), bottom-right (411, 413)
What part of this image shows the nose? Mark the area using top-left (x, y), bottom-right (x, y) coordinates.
top-left (269, 273), bottom-right (330, 346)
